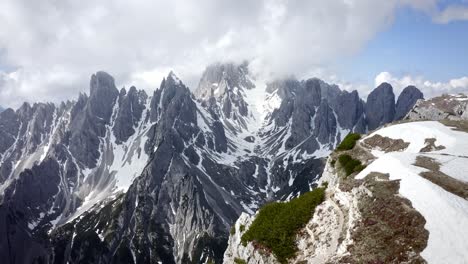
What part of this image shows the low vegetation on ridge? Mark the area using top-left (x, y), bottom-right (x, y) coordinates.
top-left (241, 187), bottom-right (326, 263)
top-left (338, 154), bottom-right (365, 176)
top-left (337, 133), bottom-right (361, 151)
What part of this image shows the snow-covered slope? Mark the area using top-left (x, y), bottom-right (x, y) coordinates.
top-left (356, 121), bottom-right (468, 263)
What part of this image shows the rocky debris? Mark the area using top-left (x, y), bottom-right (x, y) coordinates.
top-left (414, 156), bottom-right (468, 199)
top-left (419, 138), bottom-right (446, 152)
top-left (340, 173), bottom-right (428, 264)
top-left (363, 134), bottom-right (410, 152)
top-left (406, 93), bottom-right (468, 121)
top-left (395, 86), bottom-right (424, 120)
top-left (440, 119), bottom-right (468, 133)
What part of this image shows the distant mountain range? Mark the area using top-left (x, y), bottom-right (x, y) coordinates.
top-left (0, 62), bottom-right (425, 263)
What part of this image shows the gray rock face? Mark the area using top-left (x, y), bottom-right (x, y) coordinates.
top-left (195, 62), bottom-right (255, 133)
top-left (68, 71), bottom-right (119, 168)
top-left (395, 86), bottom-right (424, 120)
top-left (365, 82), bottom-right (396, 131)
top-left (195, 62), bottom-right (254, 101)
top-left (113, 86), bottom-right (148, 143)
top-left (0, 71), bottom-right (154, 264)
top-left (89, 71), bottom-right (120, 122)
top-left (332, 90), bottom-right (366, 132)
top-left (47, 73), bottom-right (244, 264)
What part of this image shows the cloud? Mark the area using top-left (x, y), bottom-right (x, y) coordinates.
top-left (375, 71), bottom-right (468, 98)
top-left (433, 4), bottom-right (468, 23)
top-left (0, 0), bottom-right (452, 108)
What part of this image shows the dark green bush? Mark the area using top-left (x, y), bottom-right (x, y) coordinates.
top-left (239, 224), bottom-right (245, 232)
top-left (230, 225), bottom-right (236, 235)
top-left (241, 188), bottom-right (326, 263)
top-left (234, 258), bottom-right (247, 264)
top-left (337, 133), bottom-right (361, 151)
top-left (322, 181), bottom-right (329, 188)
top-left (338, 154), bottom-right (364, 176)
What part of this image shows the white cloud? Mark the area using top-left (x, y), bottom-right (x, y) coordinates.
top-left (433, 4), bottom-right (468, 23)
top-left (0, 0), bottom-right (455, 108)
top-left (375, 71), bottom-right (468, 98)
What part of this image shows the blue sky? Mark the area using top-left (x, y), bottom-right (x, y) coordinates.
top-left (340, 4), bottom-right (468, 88)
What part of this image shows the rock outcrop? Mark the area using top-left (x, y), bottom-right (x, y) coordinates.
top-left (406, 93), bottom-right (468, 121)
top-left (395, 85), bottom-right (424, 120)
top-left (365, 82), bottom-right (395, 131)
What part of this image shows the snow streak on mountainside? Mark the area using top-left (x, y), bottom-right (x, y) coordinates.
top-left (0, 62), bottom-right (423, 264)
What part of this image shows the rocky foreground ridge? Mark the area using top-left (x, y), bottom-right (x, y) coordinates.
top-left (224, 94), bottom-right (468, 264)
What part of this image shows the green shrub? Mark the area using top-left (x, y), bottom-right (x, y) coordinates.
top-left (337, 133), bottom-right (361, 151)
top-left (322, 181), bottom-right (329, 188)
top-left (239, 224), bottom-right (245, 232)
top-left (338, 154), bottom-right (364, 176)
top-left (330, 159), bottom-right (336, 167)
top-left (241, 188), bottom-right (326, 263)
top-left (234, 258), bottom-right (247, 264)
top-left (230, 225), bottom-right (236, 235)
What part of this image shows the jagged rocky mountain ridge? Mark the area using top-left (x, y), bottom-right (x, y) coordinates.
top-left (0, 63), bottom-right (423, 263)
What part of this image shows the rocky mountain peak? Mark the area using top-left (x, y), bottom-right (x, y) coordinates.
top-left (365, 82), bottom-right (396, 131)
top-left (90, 71), bottom-right (116, 94)
top-left (395, 85), bottom-right (424, 120)
top-left (89, 71), bottom-right (119, 122)
top-left (194, 62), bottom-right (255, 101)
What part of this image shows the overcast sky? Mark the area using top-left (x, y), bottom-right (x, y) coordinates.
top-left (1, 0), bottom-right (468, 108)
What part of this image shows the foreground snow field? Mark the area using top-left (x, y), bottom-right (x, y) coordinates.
top-left (357, 121), bottom-right (468, 263)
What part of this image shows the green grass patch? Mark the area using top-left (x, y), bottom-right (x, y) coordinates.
top-left (239, 224), bottom-right (245, 232)
top-left (241, 188), bottom-right (326, 263)
top-left (234, 258), bottom-right (247, 264)
top-left (337, 133), bottom-right (361, 151)
top-left (338, 154), bottom-right (365, 176)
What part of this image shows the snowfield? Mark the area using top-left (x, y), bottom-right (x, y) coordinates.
top-left (366, 121), bottom-right (468, 156)
top-left (357, 121), bottom-right (468, 263)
